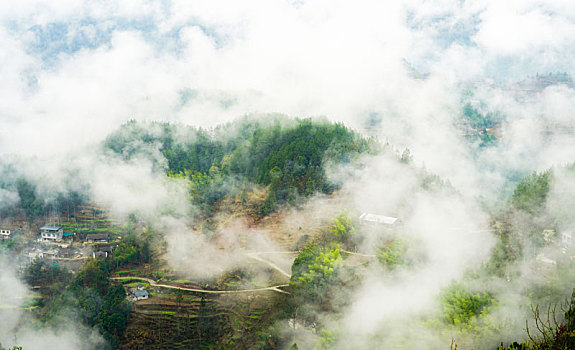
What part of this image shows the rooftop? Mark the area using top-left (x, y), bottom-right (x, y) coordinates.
top-left (41, 226), bottom-right (62, 231)
top-left (359, 213), bottom-right (398, 225)
top-left (134, 290), bottom-right (149, 297)
top-left (86, 233), bottom-right (109, 240)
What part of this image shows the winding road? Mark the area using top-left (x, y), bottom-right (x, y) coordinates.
top-left (111, 276), bottom-right (290, 295)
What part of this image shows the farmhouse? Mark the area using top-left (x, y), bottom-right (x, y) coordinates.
top-left (132, 290), bottom-right (149, 301)
top-left (40, 226), bottom-right (63, 242)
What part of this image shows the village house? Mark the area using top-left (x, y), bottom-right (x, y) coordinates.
top-left (0, 229), bottom-right (11, 239)
top-left (131, 290), bottom-right (149, 301)
top-left (40, 226), bottom-right (63, 242)
top-left (27, 248), bottom-right (58, 260)
top-left (86, 233), bottom-right (109, 243)
top-left (93, 246), bottom-right (113, 259)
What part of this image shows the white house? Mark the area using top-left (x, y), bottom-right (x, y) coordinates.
top-left (132, 290), bottom-right (149, 301)
top-left (0, 229), bottom-right (11, 239)
top-left (359, 213), bottom-right (398, 226)
top-left (40, 226), bottom-right (63, 242)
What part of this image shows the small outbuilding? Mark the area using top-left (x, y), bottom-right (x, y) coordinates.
top-left (359, 213), bottom-right (399, 226)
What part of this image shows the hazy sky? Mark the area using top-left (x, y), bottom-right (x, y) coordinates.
top-left (0, 0), bottom-right (573, 158)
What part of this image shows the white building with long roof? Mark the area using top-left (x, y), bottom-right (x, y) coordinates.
top-left (359, 213), bottom-right (399, 226)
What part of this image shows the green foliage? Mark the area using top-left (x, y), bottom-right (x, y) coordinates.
top-left (24, 258), bottom-right (44, 285)
top-left (377, 240), bottom-right (408, 270)
top-left (23, 259), bottom-right (73, 295)
top-left (47, 259), bottom-right (131, 349)
top-left (419, 169), bottom-right (453, 193)
top-left (484, 233), bottom-right (522, 278)
top-left (511, 170), bottom-right (552, 213)
top-left (184, 167), bottom-right (238, 216)
top-left (440, 282), bottom-right (495, 332)
top-left (331, 211), bottom-right (355, 242)
top-left (10, 177), bottom-right (87, 218)
top-left (291, 243), bottom-right (321, 279)
top-left (113, 242), bottom-right (138, 267)
top-left (400, 148), bottom-right (412, 164)
top-left (290, 244), bottom-right (342, 303)
top-left (16, 179), bottom-right (41, 216)
top-left (72, 258), bottom-right (112, 294)
top-left (316, 328), bottom-right (340, 349)
top-left (112, 235), bottom-right (152, 268)
top-left (462, 103), bottom-right (499, 130)
top-left (97, 284), bottom-right (132, 349)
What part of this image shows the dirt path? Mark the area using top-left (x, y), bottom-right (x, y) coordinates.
top-left (111, 276), bottom-right (290, 295)
top-left (341, 249), bottom-right (376, 258)
top-left (246, 252), bottom-right (292, 279)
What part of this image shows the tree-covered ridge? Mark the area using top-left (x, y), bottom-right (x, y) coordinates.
top-left (105, 115), bottom-right (376, 215)
top-left (511, 170), bottom-right (552, 214)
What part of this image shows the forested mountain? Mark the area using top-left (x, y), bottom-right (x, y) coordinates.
top-left (3, 115), bottom-right (575, 350)
top-left (104, 115), bottom-right (377, 216)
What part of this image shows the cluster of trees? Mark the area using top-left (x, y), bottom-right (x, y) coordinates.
top-left (440, 282), bottom-right (495, 333)
top-left (46, 259), bottom-right (131, 349)
top-left (111, 235), bottom-right (151, 268)
top-left (461, 103), bottom-right (499, 130)
top-left (511, 170), bottom-right (552, 214)
top-left (460, 103), bottom-right (499, 148)
top-left (376, 239), bottom-right (409, 270)
top-left (0, 177), bottom-right (88, 218)
top-left (330, 211), bottom-right (355, 243)
top-left (105, 116), bottom-right (375, 217)
top-left (24, 259), bottom-right (73, 297)
top-left (290, 243), bottom-right (343, 304)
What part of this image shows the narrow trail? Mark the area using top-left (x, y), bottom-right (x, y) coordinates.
top-left (111, 276), bottom-right (290, 295)
top-left (51, 257), bottom-right (88, 261)
top-left (341, 250), bottom-right (376, 258)
top-left (246, 252), bottom-right (292, 279)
